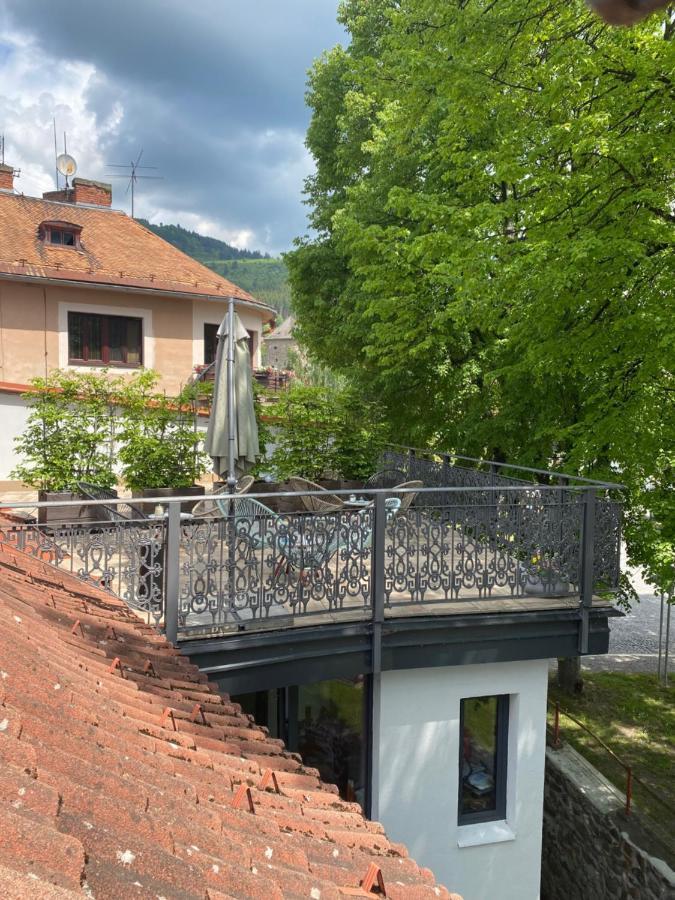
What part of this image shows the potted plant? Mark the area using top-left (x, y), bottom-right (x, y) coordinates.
top-left (267, 383), bottom-right (387, 504)
top-left (11, 370), bottom-right (120, 524)
top-left (118, 374), bottom-right (209, 512)
top-left (521, 552), bottom-right (570, 597)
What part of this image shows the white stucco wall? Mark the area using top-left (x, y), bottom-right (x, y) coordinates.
top-left (376, 659), bottom-right (549, 900)
top-left (0, 393), bottom-right (29, 480)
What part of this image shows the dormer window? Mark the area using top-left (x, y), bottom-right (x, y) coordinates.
top-left (39, 220), bottom-right (82, 249)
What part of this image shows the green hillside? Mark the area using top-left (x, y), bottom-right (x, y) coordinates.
top-left (137, 219), bottom-right (291, 318)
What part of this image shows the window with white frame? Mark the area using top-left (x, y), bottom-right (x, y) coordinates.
top-left (68, 311), bottom-right (143, 367)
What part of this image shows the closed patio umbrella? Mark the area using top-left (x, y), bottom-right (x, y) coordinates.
top-left (204, 298), bottom-right (259, 489)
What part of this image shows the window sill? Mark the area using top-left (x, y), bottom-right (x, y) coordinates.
top-left (457, 821), bottom-right (516, 848)
top-left (68, 361), bottom-right (142, 370)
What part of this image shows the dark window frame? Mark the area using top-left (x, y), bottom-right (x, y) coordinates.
top-left (67, 311), bottom-right (143, 368)
top-left (458, 694), bottom-right (510, 826)
top-left (204, 322), bottom-right (255, 366)
top-left (204, 323), bottom-right (219, 366)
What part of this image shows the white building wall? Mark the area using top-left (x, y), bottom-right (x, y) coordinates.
top-left (376, 659), bottom-right (549, 900)
top-left (0, 393), bottom-right (29, 481)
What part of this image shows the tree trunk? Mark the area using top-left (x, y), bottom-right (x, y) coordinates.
top-left (557, 656), bottom-right (583, 695)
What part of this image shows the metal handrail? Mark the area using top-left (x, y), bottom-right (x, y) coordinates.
top-left (0, 459), bottom-right (622, 646)
top-left (0, 483), bottom-right (605, 511)
top-left (388, 442), bottom-right (625, 490)
top-left (547, 699), bottom-right (675, 818)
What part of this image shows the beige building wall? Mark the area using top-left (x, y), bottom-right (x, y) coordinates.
top-left (0, 280), bottom-right (267, 394)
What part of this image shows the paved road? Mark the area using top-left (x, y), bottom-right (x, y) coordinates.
top-left (582, 567), bottom-right (673, 675)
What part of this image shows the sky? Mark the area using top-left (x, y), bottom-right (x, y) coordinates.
top-left (0, 0), bottom-right (345, 255)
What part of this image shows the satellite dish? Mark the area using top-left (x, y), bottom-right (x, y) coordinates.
top-left (56, 153), bottom-right (77, 178)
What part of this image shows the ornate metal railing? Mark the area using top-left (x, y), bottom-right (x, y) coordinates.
top-left (0, 452), bottom-right (622, 645)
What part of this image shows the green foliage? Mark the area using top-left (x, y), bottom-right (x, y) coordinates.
top-left (138, 219), bottom-right (291, 318)
top-left (269, 385), bottom-right (340, 481)
top-left (136, 219), bottom-right (265, 261)
top-left (269, 383), bottom-right (387, 482)
top-left (11, 370), bottom-right (121, 492)
top-left (286, 348), bottom-right (347, 390)
top-left (251, 380), bottom-right (272, 478)
top-left (213, 259), bottom-right (292, 319)
top-left (287, 0), bottom-right (675, 593)
top-left (331, 387), bottom-right (388, 481)
top-left (117, 372), bottom-right (209, 491)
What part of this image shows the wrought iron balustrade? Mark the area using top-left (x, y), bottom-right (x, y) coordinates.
top-left (0, 451), bottom-right (622, 643)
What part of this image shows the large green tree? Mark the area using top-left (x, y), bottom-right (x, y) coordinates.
top-left (286, 0), bottom-right (674, 593)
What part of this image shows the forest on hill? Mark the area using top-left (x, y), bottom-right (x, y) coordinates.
top-left (138, 219), bottom-right (291, 318)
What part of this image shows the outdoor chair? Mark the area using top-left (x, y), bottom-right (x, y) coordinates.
top-left (364, 468), bottom-right (407, 490)
top-left (287, 476), bottom-right (345, 514)
top-left (191, 475), bottom-right (255, 519)
top-left (392, 480), bottom-right (424, 513)
top-left (214, 493), bottom-right (281, 550)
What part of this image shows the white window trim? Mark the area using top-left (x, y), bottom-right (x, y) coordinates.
top-left (457, 820), bottom-right (516, 848)
top-left (192, 303), bottom-right (261, 368)
top-left (58, 300), bottom-right (154, 372)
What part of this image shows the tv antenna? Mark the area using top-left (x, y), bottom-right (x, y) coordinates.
top-left (106, 149), bottom-right (162, 217)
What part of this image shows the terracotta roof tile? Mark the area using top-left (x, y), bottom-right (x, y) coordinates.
top-left (0, 538), bottom-right (459, 899)
top-left (0, 192), bottom-right (274, 316)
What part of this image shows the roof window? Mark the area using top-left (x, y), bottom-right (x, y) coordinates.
top-left (39, 220), bottom-right (83, 249)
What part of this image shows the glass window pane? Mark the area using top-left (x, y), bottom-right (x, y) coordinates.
top-left (88, 315), bottom-right (103, 361)
top-left (49, 229), bottom-right (62, 245)
top-left (231, 690), bottom-right (280, 739)
top-left (68, 313), bottom-right (83, 360)
top-left (460, 696), bottom-right (501, 819)
top-left (62, 231), bottom-right (75, 246)
top-left (108, 317), bottom-right (125, 362)
top-left (126, 318), bottom-right (142, 365)
top-left (297, 677), bottom-right (367, 809)
top-left (204, 323), bottom-right (219, 365)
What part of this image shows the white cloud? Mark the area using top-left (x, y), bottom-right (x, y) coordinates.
top-left (0, 1), bottom-right (345, 253)
top-left (0, 28), bottom-right (119, 197)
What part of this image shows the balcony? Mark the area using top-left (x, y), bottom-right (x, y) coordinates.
top-left (0, 448), bottom-right (622, 661)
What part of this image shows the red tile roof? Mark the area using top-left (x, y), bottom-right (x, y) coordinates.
top-left (0, 539), bottom-right (459, 899)
top-left (0, 192), bottom-right (274, 318)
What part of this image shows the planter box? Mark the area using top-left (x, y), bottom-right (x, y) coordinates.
top-left (37, 490), bottom-right (118, 526)
top-left (133, 485), bottom-right (205, 514)
top-left (521, 571), bottom-right (570, 598)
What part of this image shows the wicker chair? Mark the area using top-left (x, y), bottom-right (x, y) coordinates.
top-left (364, 468), bottom-right (407, 490)
top-left (191, 475), bottom-right (255, 519)
top-left (391, 480), bottom-right (423, 513)
top-left (287, 476), bottom-right (345, 515)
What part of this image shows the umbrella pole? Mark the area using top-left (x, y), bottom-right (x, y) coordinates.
top-left (225, 296), bottom-right (237, 624)
top-left (226, 295), bottom-right (237, 493)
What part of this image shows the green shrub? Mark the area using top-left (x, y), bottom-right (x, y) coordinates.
top-left (269, 383), bottom-right (386, 482)
top-left (11, 370), bottom-right (121, 492)
top-left (117, 372), bottom-right (209, 490)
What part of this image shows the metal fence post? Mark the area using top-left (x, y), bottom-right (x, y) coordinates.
top-left (164, 500), bottom-right (181, 645)
top-left (369, 492), bottom-right (386, 821)
top-left (579, 489), bottom-right (596, 654)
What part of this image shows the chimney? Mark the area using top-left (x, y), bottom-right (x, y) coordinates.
top-left (43, 177), bottom-right (112, 208)
top-left (0, 163), bottom-right (15, 191)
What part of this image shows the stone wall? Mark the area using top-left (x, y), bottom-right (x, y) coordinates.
top-left (542, 744), bottom-right (675, 900)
